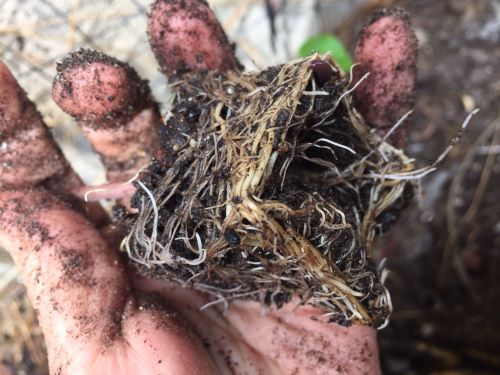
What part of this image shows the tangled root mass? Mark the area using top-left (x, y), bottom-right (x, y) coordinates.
top-left (121, 55), bottom-right (415, 328)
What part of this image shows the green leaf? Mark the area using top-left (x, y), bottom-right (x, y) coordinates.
top-left (298, 34), bottom-right (353, 72)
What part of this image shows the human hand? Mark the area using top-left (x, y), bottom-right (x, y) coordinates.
top-left (0, 1), bottom-right (417, 374)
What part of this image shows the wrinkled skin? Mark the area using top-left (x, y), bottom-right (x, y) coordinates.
top-left (0, 1), bottom-right (417, 374)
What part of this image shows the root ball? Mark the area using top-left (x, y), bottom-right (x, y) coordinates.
top-left (121, 55), bottom-right (417, 327)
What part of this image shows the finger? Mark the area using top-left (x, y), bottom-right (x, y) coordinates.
top-left (353, 8), bottom-right (417, 146)
top-left (0, 61), bottom-right (108, 225)
top-left (52, 49), bottom-right (161, 183)
top-left (147, 0), bottom-right (241, 77)
top-left (0, 189), bottom-right (129, 371)
top-left (0, 61), bottom-right (72, 189)
top-left (0, 189), bottom-right (216, 374)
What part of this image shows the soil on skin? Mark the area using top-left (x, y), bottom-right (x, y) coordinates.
top-left (54, 49), bottom-right (154, 128)
top-left (340, 0), bottom-right (500, 373)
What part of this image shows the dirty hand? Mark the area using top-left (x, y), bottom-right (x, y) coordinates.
top-left (0, 1), bottom-right (417, 374)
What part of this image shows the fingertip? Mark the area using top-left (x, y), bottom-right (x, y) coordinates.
top-left (0, 61), bottom-right (68, 188)
top-left (353, 8), bottom-right (418, 133)
top-left (0, 61), bottom-right (24, 136)
top-left (0, 61), bottom-right (51, 138)
top-left (52, 49), bottom-right (153, 127)
top-left (147, 0), bottom-right (241, 76)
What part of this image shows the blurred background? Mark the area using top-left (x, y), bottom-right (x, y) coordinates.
top-left (1, 0), bottom-right (499, 373)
